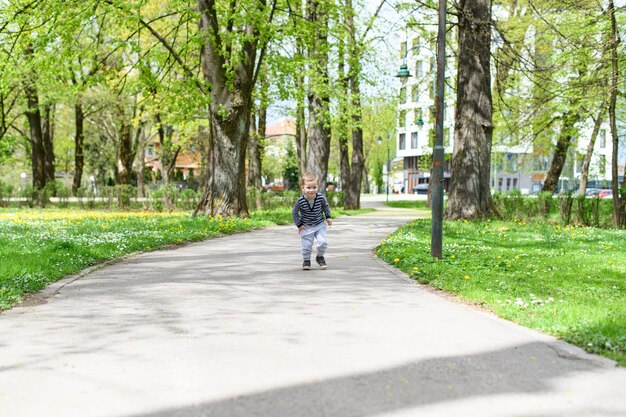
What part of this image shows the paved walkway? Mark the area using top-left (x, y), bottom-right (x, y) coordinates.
top-left (1, 203), bottom-right (625, 417)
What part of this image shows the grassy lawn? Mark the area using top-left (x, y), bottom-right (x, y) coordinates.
top-left (376, 216), bottom-right (626, 365)
top-left (0, 207), bottom-right (371, 310)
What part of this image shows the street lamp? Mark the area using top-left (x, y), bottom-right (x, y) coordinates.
top-left (377, 136), bottom-right (391, 202)
top-left (396, 1), bottom-right (447, 259)
top-left (88, 175), bottom-right (96, 195)
top-left (19, 172), bottom-right (27, 190)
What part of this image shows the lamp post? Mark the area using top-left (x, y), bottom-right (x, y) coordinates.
top-left (88, 175), bottom-right (96, 195)
top-left (376, 136), bottom-right (391, 202)
top-left (396, 1), bottom-right (446, 259)
top-left (19, 172), bottom-right (27, 190)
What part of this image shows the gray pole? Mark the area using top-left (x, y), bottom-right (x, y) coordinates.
top-left (431, 0), bottom-right (446, 259)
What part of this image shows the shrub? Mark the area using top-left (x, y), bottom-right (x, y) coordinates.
top-left (558, 190), bottom-right (574, 225)
top-left (56, 184), bottom-right (72, 208)
top-left (537, 191), bottom-right (553, 219)
top-left (179, 188), bottom-right (198, 210)
top-left (116, 184), bottom-right (135, 209)
top-left (0, 181), bottom-right (14, 207)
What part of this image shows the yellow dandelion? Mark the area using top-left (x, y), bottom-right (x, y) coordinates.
top-left (464, 275), bottom-right (470, 280)
top-left (393, 258), bottom-right (400, 263)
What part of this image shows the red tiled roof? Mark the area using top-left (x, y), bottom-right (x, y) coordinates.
top-left (265, 119), bottom-right (296, 137)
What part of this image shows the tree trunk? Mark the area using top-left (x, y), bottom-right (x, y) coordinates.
top-left (343, 0), bottom-right (364, 210)
top-left (362, 164), bottom-right (370, 194)
top-left (23, 78), bottom-right (46, 192)
top-left (578, 105), bottom-right (605, 195)
top-left (72, 103), bottom-right (85, 195)
top-left (135, 129), bottom-right (146, 200)
top-left (306, 0), bottom-right (331, 191)
top-left (248, 106), bottom-right (263, 209)
top-left (117, 109), bottom-right (133, 185)
top-left (608, 0), bottom-right (622, 227)
top-left (193, 0), bottom-right (261, 217)
top-left (445, 0), bottom-right (494, 219)
top-left (155, 113), bottom-right (176, 185)
top-left (337, 32), bottom-right (351, 193)
top-left (42, 104), bottom-right (55, 185)
top-left (541, 107), bottom-right (581, 193)
top-left (296, 72), bottom-right (308, 179)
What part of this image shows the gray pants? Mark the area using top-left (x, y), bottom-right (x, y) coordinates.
top-left (300, 222), bottom-right (328, 261)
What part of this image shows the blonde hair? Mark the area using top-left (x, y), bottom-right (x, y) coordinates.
top-left (300, 171), bottom-right (318, 186)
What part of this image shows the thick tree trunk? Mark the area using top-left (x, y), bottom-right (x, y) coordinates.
top-left (608, 0), bottom-right (622, 227)
top-left (306, 0), bottom-right (331, 191)
top-left (445, 0), bottom-right (494, 219)
top-left (578, 106), bottom-right (605, 195)
top-left (72, 103), bottom-right (85, 196)
top-left (23, 79), bottom-right (45, 192)
top-left (196, 108), bottom-right (250, 217)
top-left (193, 0), bottom-right (258, 217)
top-left (541, 108), bottom-right (581, 193)
top-left (42, 104), bottom-right (55, 185)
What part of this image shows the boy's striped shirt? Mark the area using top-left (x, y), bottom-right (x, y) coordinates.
top-left (292, 192), bottom-right (331, 227)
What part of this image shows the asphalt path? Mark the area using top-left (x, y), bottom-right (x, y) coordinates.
top-left (0, 202), bottom-right (624, 417)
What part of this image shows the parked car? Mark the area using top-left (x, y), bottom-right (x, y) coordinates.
top-left (262, 182), bottom-right (285, 192)
top-left (598, 189), bottom-right (613, 199)
top-left (585, 188), bottom-right (601, 197)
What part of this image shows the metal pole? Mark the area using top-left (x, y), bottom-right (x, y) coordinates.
top-left (386, 143), bottom-right (390, 202)
top-left (431, 0), bottom-right (446, 259)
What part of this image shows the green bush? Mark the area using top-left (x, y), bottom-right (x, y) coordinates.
top-left (558, 190), bottom-right (574, 225)
top-left (0, 181), bottom-right (14, 207)
top-left (537, 191), bottom-right (553, 219)
top-left (56, 184), bottom-right (72, 208)
top-left (179, 188), bottom-right (199, 210)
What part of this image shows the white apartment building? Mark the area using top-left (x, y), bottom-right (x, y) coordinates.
top-left (395, 23), bottom-right (620, 195)
top-left (395, 27), bottom-right (455, 194)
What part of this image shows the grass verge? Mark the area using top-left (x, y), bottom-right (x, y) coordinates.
top-left (0, 207), bottom-right (371, 310)
top-left (376, 218), bottom-right (626, 366)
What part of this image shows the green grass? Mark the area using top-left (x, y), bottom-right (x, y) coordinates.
top-left (385, 200), bottom-right (430, 210)
top-left (0, 207), bottom-right (371, 310)
top-left (376, 218), bottom-right (626, 366)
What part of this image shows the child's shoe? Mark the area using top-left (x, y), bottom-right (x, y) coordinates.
top-left (316, 256), bottom-right (327, 270)
top-left (302, 260), bottom-right (311, 270)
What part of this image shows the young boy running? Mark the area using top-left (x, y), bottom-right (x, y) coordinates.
top-left (292, 171), bottom-right (332, 270)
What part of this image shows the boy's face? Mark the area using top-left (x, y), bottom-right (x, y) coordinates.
top-left (301, 179), bottom-right (318, 198)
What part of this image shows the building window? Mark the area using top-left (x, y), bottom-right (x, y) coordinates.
top-left (399, 87), bottom-right (406, 103)
top-left (399, 133), bottom-right (406, 150)
top-left (506, 178), bottom-right (511, 191)
top-left (415, 108), bottom-right (423, 126)
top-left (599, 155), bottom-right (606, 175)
top-left (400, 41), bottom-right (407, 59)
top-left (411, 85), bottom-right (419, 102)
top-left (411, 37), bottom-right (419, 54)
top-left (398, 110), bottom-right (407, 127)
top-left (416, 61), bottom-right (423, 78)
top-left (513, 178), bottom-right (518, 189)
top-left (411, 131), bottom-right (418, 148)
top-left (599, 129), bottom-right (606, 148)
